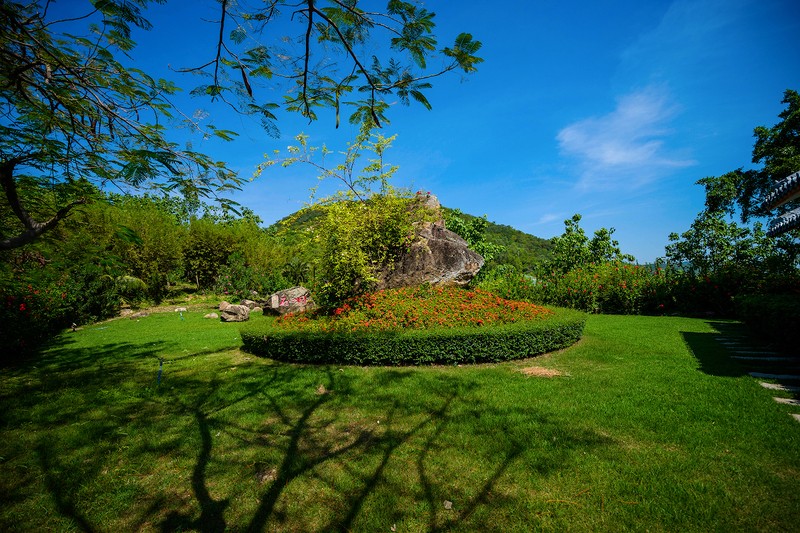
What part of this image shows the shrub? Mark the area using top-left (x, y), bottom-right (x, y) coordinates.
top-left (276, 285), bottom-right (552, 331)
top-left (214, 253), bottom-right (293, 301)
top-left (241, 308), bottom-right (585, 366)
top-left (1, 279), bottom-right (75, 354)
top-left (313, 193), bottom-right (435, 310)
top-left (184, 218), bottom-right (237, 289)
top-left (0, 259), bottom-right (120, 356)
top-left (736, 294), bottom-right (800, 350)
top-left (479, 262), bottom-right (674, 315)
top-left (240, 286), bottom-right (586, 365)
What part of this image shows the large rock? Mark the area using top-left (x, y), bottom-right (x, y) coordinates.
top-left (377, 194), bottom-right (484, 289)
top-left (264, 286), bottom-right (317, 316)
top-left (240, 299), bottom-right (258, 309)
top-left (378, 221), bottom-right (484, 289)
top-left (220, 304), bottom-right (250, 322)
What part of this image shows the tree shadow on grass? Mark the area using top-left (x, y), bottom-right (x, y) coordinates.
top-left (681, 321), bottom-right (750, 378)
top-left (35, 443), bottom-right (98, 533)
top-left (2, 334), bottom-right (615, 532)
top-left (0, 338), bottom-right (177, 533)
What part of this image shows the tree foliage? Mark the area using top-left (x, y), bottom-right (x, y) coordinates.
top-left (1, 1), bottom-right (482, 249)
top-left (0, 0), bottom-right (243, 250)
top-left (544, 214), bottom-right (634, 274)
top-left (668, 90), bottom-right (800, 278)
top-left (444, 208), bottom-right (503, 263)
top-left (188, 0), bottom-right (483, 130)
top-left (698, 89), bottom-right (800, 222)
top-left (264, 125), bottom-right (435, 308)
top-left (257, 121), bottom-right (400, 204)
top-left (313, 193), bottom-right (426, 308)
top-left (665, 212), bottom-right (798, 276)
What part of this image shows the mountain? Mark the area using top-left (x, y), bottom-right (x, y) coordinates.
top-left (268, 205), bottom-right (554, 273)
top-left (440, 209), bottom-right (553, 273)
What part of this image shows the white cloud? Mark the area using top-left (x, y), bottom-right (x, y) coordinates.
top-left (535, 213), bottom-right (560, 225)
top-left (556, 86), bottom-right (696, 190)
top-left (619, 0), bottom-right (746, 75)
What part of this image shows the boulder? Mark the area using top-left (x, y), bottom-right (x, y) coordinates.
top-left (240, 299), bottom-right (258, 309)
top-left (220, 304), bottom-right (250, 322)
top-left (264, 286), bottom-right (316, 316)
top-left (219, 301), bottom-right (231, 311)
top-left (203, 312), bottom-right (219, 319)
top-left (377, 195), bottom-right (484, 289)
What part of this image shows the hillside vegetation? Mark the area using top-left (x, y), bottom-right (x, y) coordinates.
top-left (269, 206), bottom-right (554, 274)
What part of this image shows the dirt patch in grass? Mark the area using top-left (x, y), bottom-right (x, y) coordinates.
top-left (519, 366), bottom-right (563, 378)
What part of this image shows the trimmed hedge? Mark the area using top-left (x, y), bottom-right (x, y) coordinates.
top-left (736, 294), bottom-right (800, 350)
top-left (240, 307), bottom-right (586, 366)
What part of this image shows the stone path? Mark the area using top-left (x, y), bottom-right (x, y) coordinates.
top-left (732, 356), bottom-right (797, 362)
top-left (760, 382), bottom-right (800, 393)
top-left (748, 372), bottom-right (800, 380)
top-left (773, 397), bottom-right (800, 406)
top-left (714, 329), bottom-right (800, 424)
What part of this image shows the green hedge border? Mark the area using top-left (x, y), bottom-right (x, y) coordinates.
top-left (240, 307), bottom-right (586, 366)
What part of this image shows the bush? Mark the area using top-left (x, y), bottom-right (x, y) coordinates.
top-left (0, 279), bottom-right (75, 354)
top-left (240, 286), bottom-right (586, 365)
top-left (313, 193), bottom-right (435, 310)
top-left (277, 285), bottom-right (553, 332)
top-left (736, 294), bottom-right (800, 350)
top-left (479, 262), bottom-right (674, 315)
top-left (213, 252), bottom-right (292, 300)
top-left (0, 259), bottom-right (120, 356)
top-left (184, 218), bottom-right (237, 289)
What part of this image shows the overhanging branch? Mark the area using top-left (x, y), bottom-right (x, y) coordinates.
top-left (0, 156), bottom-right (88, 250)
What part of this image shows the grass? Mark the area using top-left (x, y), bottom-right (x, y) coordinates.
top-left (1, 308), bottom-right (798, 531)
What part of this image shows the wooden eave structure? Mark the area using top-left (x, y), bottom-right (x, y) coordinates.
top-left (764, 170), bottom-right (800, 237)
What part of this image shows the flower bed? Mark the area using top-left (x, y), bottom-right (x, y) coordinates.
top-left (240, 286), bottom-right (586, 365)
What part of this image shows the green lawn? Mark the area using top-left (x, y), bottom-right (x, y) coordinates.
top-left (1, 310), bottom-right (798, 531)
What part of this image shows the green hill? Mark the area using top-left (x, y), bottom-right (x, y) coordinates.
top-left (484, 219), bottom-right (553, 272)
top-left (268, 206), bottom-right (553, 273)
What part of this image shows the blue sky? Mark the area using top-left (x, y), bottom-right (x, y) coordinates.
top-left (58, 0), bottom-right (800, 261)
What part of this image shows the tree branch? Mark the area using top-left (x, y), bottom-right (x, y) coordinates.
top-left (302, 0), bottom-right (313, 118)
top-left (0, 156), bottom-right (87, 250)
top-left (310, 4), bottom-right (382, 126)
top-left (214, 0), bottom-right (228, 90)
top-left (328, 0), bottom-right (403, 36)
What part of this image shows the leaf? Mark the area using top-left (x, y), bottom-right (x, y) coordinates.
top-left (212, 129), bottom-right (239, 141)
top-left (239, 65), bottom-right (253, 97)
top-left (113, 225), bottom-right (143, 246)
top-left (444, 33), bottom-right (484, 73)
top-left (409, 90), bottom-right (431, 110)
top-left (230, 25), bottom-right (247, 44)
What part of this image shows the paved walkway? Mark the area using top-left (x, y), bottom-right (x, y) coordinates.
top-left (714, 327), bottom-right (800, 424)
